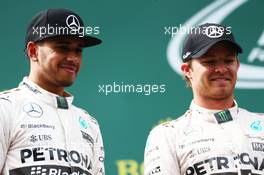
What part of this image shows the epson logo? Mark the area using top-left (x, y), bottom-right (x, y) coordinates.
top-left (167, 0), bottom-right (264, 89)
top-left (81, 131), bottom-right (94, 146)
top-left (22, 82), bottom-right (41, 94)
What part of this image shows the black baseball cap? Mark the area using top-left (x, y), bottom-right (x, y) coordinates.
top-left (182, 23), bottom-right (242, 62)
top-left (25, 8), bottom-right (102, 48)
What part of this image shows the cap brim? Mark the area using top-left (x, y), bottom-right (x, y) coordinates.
top-left (32, 34), bottom-right (102, 48)
top-left (192, 39), bottom-right (242, 58)
top-left (81, 35), bottom-right (102, 47)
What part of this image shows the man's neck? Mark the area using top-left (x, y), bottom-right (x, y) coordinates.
top-left (193, 96), bottom-right (235, 110)
top-left (28, 75), bottom-right (66, 97)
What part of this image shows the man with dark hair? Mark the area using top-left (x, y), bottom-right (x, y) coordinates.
top-left (0, 9), bottom-right (104, 175)
top-left (144, 23), bottom-right (264, 175)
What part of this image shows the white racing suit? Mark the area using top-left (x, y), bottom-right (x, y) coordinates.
top-left (0, 77), bottom-right (105, 175)
top-left (144, 101), bottom-right (264, 175)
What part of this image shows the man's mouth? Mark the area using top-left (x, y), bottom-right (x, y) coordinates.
top-left (60, 64), bottom-right (78, 73)
top-left (210, 76), bottom-right (231, 81)
top-left (210, 76), bottom-right (231, 86)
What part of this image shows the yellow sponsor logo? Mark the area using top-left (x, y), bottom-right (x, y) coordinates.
top-left (116, 160), bottom-right (143, 175)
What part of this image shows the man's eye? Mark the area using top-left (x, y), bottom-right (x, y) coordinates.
top-left (225, 59), bottom-right (235, 63)
top-left (57, 45), bottom-right (70, 52)
top-left (75, 48), bottom-right (83, 53)
top-left (203, 60), bottom-right (215, 64)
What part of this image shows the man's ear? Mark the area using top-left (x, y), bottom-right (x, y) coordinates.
top-left (181, 63), bottom-right (192, 79)
top-left (27, 42), bottom-right (39, 61)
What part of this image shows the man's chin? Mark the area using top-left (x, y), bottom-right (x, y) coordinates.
top-left (62, 82), bottom-right (74, 87)
top-left (211, 90), bottom-right (233, 100)
top-left (57, 79), bottom-right (75, 87)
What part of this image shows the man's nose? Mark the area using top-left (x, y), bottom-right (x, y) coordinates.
top-left (67, 50), bottom-right (81, 62)
top-left (214, 62), bottom-right (228, 74)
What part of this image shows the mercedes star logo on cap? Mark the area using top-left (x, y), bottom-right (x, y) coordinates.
top-left (66, 15), bottom-right (80, 31)
top-left (204, 25), bottom-right (224, 38)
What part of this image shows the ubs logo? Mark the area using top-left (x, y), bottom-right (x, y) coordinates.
top-left (30, 135), bottom-right (52, 143)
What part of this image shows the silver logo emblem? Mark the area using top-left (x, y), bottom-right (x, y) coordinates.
top-left (204, 25), bottom-right (224, 38)
top-left (23, 103), bottom-right (43, 118)
top-left (66, 15), bottom-right (80, 31)
top-left (183, 51), bottom-right (191, 59)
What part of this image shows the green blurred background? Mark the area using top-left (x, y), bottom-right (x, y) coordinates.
top-left (0, 0), bottom-right (263, 174)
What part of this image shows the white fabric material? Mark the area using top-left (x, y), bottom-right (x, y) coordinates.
top-left (0, 77), bottom-right (104, 175)
top-left (144, 101), bottom-right (264, 175)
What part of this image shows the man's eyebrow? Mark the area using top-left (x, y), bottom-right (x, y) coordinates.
top-left (203, 51), bottom-right (237, 57)
top-left (52, 40), bottom-right (84, 48)
top-left (53, 41), bottom-right (70, 45)
top-left (200, 54), bottom-right (216, 58)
